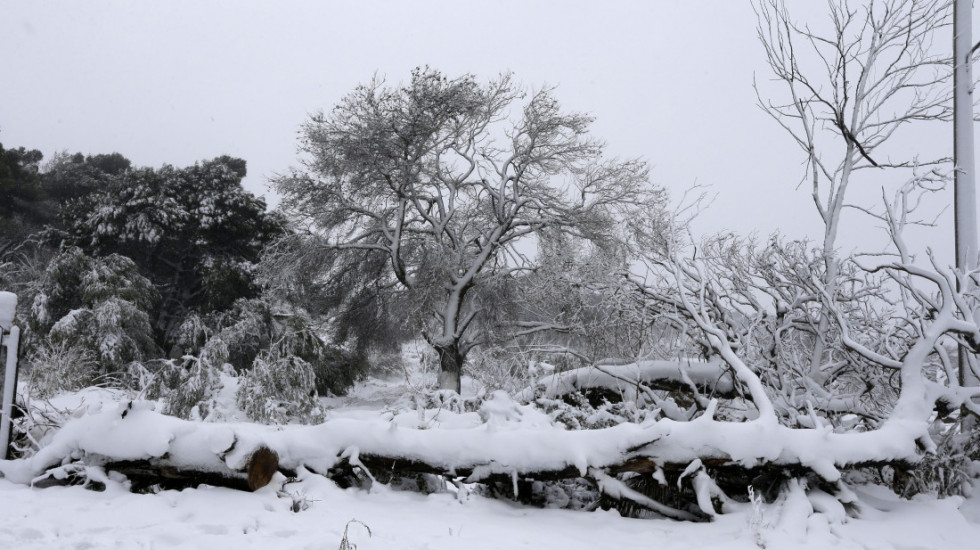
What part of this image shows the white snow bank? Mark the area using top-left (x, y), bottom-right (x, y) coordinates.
top-left (1, 474), bottom-right (978, 550)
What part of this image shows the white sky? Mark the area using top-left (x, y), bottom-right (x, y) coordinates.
top-left (0, 0), bottom-right (976, 264)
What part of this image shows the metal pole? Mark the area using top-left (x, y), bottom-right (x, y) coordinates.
top-left (955, 0), bottom-right (979, 388)
top-left (0, 325), bottom-right (20, 459)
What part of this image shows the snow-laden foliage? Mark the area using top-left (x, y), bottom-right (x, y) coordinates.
top-left (26, 247), bottom-right (157, 388)
top-left (227, 308), bottom-right (359, 423)
top-left (144, 356), bottom-right (228, 421)
top-left (25, 340), bottom-right (98, 398)
top-left (56, 156), bottom-right (284, 347)
top-left (29, 248), bottom-right (156, 331)
top-left (47, 298), bottom-right (156, 374)
top-left (144, 303), bottom-right (247, 420)
top-left (146, 297), bottom-right (363, 421)
top-left (168, 300), bottom-right (272, 374)
top-left (237, 353), bottom-right (323, 424)
top-left (258, 241), bottom-right (414, 358)
top-left (183, 298), bottom-right (367, 395)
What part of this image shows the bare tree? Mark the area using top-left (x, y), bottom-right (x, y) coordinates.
top-left (624, 172), bottom-right (980, 492)
top-left (275, 69), bottom-right (662, 393)
top-left (754, 0), bottom-right (952, 383)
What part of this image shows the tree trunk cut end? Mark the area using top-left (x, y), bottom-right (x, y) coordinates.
top-left (247, 446), bottom-right (279, 491)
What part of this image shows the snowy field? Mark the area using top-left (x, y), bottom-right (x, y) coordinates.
top-left (1, 357), bottom-right (980, 550)
top-left (2, 472), bottom-right (979, 550)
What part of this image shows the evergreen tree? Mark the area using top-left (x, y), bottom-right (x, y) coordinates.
top-left (57, 157), bottom-right (285, 348)
top-left (29, 247), bottom-right (159, 379)
top-left (0, 140), bottom-right (44, 247)
top-left (41, 151), bottom-right (131, 203)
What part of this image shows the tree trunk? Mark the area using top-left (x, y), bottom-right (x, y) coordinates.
top-left (18, 406), bottom-right (918, 520)
top-left (38, 445), bottom-right (850, 522)
top-left (435, 342), bottom-right (464, 394)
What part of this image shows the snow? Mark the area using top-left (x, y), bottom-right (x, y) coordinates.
top-left (0, 392), bottom-right (932, 489)
top-left (0, 368), bottom-right (979, 548)
top-left (0, 291), bottom-right (16, 330)
top-left (0, 474), bottom-right (978, 550)
top-left (515, 359), bottom-right (733, 403)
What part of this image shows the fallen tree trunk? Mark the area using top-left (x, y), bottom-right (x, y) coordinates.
top-left (30, 445), bottom-right (282, 493)
top-left (515, 359), bottom-right (736, 404)
top-left (0, 400), bottom-right (928, 520)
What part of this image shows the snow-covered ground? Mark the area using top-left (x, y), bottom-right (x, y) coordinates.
top-left (1, 467), bottom-right (979, 549)
top-left (1, 348), bottom-right (979, 550)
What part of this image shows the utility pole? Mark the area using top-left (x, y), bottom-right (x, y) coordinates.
top-left (955, 0), bottom-right (979, 389)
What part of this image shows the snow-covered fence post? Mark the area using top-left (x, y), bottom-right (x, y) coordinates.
top-left (0, 291), bottom-right (20, 459)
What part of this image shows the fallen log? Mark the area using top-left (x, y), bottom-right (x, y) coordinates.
top-left (515, 359), bottom-right (737, 404)
top-left (247, 446), bottom-right (280, 490)
top-left (102, 459), bottom-right (251, 492)
top-left (28, 445), bottom-right (283, 493)
top-left (72, 449), bottom-right (822, 521)
top-left (0, 400), bottom-right (929, 520)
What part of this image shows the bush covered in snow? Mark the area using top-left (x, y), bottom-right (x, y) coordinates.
top-left (143, 297), bottom-right (363, 422)
top-left (27, 247), bottom-right (158, 383)
top-left (26, 340), bottom-right (99, 397)
top-left (171, 298), bottom-right (369, 396)
top-left (144, 356), bottom-right (228, 420)
top-left (237, 353), bottom-right (323, 424)
top-left (55, 157), bottom-right (285, 348)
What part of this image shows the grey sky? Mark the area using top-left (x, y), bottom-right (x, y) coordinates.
top-left (0, 1), bottom-right (974, 263)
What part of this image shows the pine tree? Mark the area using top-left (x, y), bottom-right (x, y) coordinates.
top-left (57, 157), bottom-right (285, 348)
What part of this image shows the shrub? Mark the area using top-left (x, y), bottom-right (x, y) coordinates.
top-left (143, 356), bottom-right (229, 420)
top-left (26, 341), bottom-right (98, 397)
top-left (29, 248), bottom-right (158, 381)
top-left (237, 352), bottom-right (322, 424)
top-left (47, 297), bottom-right (157, 374)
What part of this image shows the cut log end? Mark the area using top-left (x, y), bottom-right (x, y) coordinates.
top-left (247, 446), bottom-right (279, 491)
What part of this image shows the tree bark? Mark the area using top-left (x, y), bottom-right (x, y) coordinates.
top-left (43, 446), bottom-right (857, 522)
top-left (435, 342), bottom-right (464, 394)
top-left (16, 405), bottom-right (923, 520)
top-left (75, 445), bottom-right (282, 493)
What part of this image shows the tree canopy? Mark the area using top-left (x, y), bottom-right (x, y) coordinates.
top-left (274, 68), bottom-right (664, 391)
top-left (0, 140), bottom-right (44, 246)
top-left (57, 157), bottom-right (285, 347)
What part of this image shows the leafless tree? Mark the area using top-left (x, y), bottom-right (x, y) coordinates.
top-left (754, 0), bottom-right (952, 381)
top-left (632, 175), bottom-right (980, 463)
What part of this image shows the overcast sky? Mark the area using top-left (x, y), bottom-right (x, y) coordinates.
top-left (1, 0), bottom-right (975, 263)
